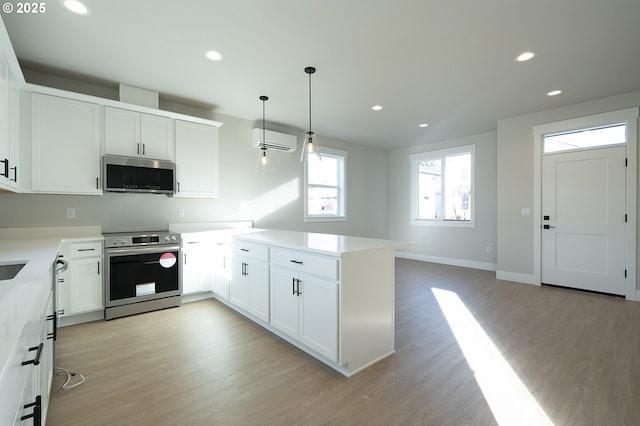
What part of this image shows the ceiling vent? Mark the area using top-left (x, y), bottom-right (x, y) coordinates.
top-left (251, 128), bottom-right (297, 152)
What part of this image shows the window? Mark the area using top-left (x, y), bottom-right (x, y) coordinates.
top-left (305, 147), bottom-right (347, 221)
top-left (410, 144), bottom-right (475, 226)
top-left (543, 123), bottom-right (626, 153)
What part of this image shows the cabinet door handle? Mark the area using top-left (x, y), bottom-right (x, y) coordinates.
top-left (240, 248), bottom-right (249, 252)
top-left (10, 165), bottom-right (17, 182)
top-left (97, 260), bottom-right (100, 275)
top-left (290, 259), bottom-right (303, 265)
top-left (296, 278), bottom-right (302, 296)
top-left (242, 262), bottom-right (248, 276)
top-left (137, 143), bottom-right (140, 155)
top-left (142, 144), bottom-right (146, 155)
top-left (47, 312), bottom-right (57, 341)
top-left (96, 177), bottom-right (99, 190)
top-left (22, 343), bottom-right (44, 366)
top-left (21, 395), bottom-right (42, 426)
top-left (184, 253), bottom-right (187, 265)
top-left (292, 277), bottom-right (296, 295)
top-left (0, 158), bottom-right (8, 178)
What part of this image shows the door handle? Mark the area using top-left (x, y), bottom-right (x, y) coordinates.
top-left (543, 225), bottom-right (556, 229)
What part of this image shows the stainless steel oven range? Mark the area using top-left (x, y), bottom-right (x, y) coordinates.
top-left (104, 230), bottom-right (182, 320)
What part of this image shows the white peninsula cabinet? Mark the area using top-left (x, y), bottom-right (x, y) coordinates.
top-left (229, 230), bottom-right (412, 376)
top-left (174, 120), bottom-right (220, 198)
top-left (31, 93), bottom-right (101, 195)
top-left (230, 240), bottom-right (269, 322)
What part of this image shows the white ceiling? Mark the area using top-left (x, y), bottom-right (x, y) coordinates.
top-left (4, 0), bottom-right (640, 149)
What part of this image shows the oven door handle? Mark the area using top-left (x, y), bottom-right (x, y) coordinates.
top-left (106, 245), bottom-right (181, 256)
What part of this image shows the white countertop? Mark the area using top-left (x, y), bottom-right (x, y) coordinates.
top-left (0, 227), bottom-right (103, 386)
top-left (234, 229), bottom-right (413, 256)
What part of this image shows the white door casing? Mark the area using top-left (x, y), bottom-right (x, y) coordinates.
top-left (532, 107), bottom-right (638, 300)
top-left (541, 146), bottom-right (626, 295)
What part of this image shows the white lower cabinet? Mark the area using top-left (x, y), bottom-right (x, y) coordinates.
top-left (230, 241), bottom-right (269, 322)
top-left (270, 266), bottom-right (338, 361)
top-left (182, 237), bottom-right (213, 294)
top-left (8, 280), bottom-right (54, 426)
top-left (212, 242), bottom-right (232, 300)
top-left (57, 240), bottom-right (103, 318)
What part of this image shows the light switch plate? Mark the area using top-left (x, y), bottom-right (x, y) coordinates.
top-left (66, 208), bottom-right (76, 219)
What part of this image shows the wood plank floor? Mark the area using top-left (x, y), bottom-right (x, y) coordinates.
top-left (47, 259), bottom-right (640, 425)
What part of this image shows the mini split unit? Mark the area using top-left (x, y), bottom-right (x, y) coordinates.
top-left (251, 128), bottom-right (297, 152)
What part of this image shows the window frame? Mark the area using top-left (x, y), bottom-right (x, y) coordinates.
top-left (410, 144), bottom-right (476, 227)
top-left (304, 146), bottom-right (348, 222)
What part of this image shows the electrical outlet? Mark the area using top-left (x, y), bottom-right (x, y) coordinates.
top-left (66, 208), bottom-right (76, 219)
top-left (178, 208), bottom-right (185, 218)
top-left (485, 246), bottom-right (491, 254)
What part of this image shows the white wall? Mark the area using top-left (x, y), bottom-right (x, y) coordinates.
top-left (496, 90), bottom-right (640, 290)
top-left (0, 71), bottom-right (389, 238)
top-left (388, 131), bottom-right (498, 270)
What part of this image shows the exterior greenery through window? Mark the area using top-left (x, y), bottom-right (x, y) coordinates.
top-left (410, 144), bottom-right (475, 225)
top-left (305, 147), bottom-right (347, 222)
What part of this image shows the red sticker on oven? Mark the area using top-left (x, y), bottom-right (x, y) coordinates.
top-left (159, 252), bottom-right (177, 268)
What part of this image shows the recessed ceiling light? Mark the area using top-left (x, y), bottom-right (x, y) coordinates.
top-left (371, 105), bottom-right (383, 111)
top-left (61, 0), bottom-right (91, 15)
top-left (205, 50), bottom-right (223, 61)
top-left (419, 123), bottom-right (429, 128)
top-left (547, 89), bottom-right (562, 96)
top-left (515, 51), bottom-right (536, 62)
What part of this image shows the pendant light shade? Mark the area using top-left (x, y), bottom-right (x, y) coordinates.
top-left (256, 95), bottom-right (273, 172)
top-left (300, 66), bottom-right (320, 162)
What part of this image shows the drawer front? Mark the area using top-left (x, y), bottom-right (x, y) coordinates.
top-left (232, 241), bottom-right (269, 261)
top-left (70, 242), bottom-right (103, 258)
top-left (270, 247), bottom-right (338, 281)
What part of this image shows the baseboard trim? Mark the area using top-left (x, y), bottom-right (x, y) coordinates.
top-left (396, 251), bottom-right (496, 272)
top-left (496, 270), bottom-right (538, 286)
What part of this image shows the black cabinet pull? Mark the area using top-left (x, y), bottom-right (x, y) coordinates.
top-left (290, 259), bottom-right (304, 265)
top-left (292, 278), bottom-right (302, 296)
top-left (10, 165), bottom-right (17, 182)
top-left (97, 260), bottom-right (100, 275)
top-left (22, 343), bottom-right (44, 366)
top-left (240, 248), bottom-right (249, 252)
top-left (96, 177), bottom-right (99, 189)
top-left (47, 312), bottom-right (57, 341)
top-left (21, 395), bottom-right (42, 426)
top-left (0, 158), bottom-right (8, 178)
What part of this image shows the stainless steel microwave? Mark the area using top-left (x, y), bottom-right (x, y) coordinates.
top-left (103, 155), bottom-right (175, 194)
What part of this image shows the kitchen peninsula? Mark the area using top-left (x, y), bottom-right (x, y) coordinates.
top-left (226, 229), bottom-right (412, 376)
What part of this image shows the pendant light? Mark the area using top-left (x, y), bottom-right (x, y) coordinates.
top-left (256, 95), bottom-right (273, 172)
top-left (300, 66), bottom-right (320, 162)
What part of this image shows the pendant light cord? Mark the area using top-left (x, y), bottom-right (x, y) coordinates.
top-left (308, 71), bottom-right (312, 133)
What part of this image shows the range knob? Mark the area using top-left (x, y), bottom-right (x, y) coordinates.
top-left (164, 235), bottom-right (171, 242)
top-left (170, 235), bottom-right (177, 241)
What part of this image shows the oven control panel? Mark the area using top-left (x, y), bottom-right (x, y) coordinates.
top-left (104, 231), bottom-right (181, 248)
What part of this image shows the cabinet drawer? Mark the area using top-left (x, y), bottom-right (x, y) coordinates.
top-left (270, 247), bottom-right (339, 281)
top-left (232, 241), bottom-right (269, 261)
top-left (70, 242), bottom-right (103, 258)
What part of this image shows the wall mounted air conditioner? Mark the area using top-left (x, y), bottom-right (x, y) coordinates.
top-left (251, 128), bottom-right (297, 152)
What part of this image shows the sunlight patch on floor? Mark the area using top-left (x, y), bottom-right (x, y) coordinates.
top-left (432, 288), bottom-right (554, 426)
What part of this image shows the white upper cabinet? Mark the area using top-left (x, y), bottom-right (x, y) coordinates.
top-left (0, 28), bottom-right (23, 192)
top-left (174, 120), bottom-right (219, 198)
top-left (32, 93), bottom-right (102, 195)
top-left (104, 106), bottom-right (174, 161)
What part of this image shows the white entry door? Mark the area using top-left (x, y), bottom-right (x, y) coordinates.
top-left (541, 146), bottom-right (626, 295)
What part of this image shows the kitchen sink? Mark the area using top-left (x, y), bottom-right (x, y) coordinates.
top-left (0, 262), bottom-right (27, 281)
